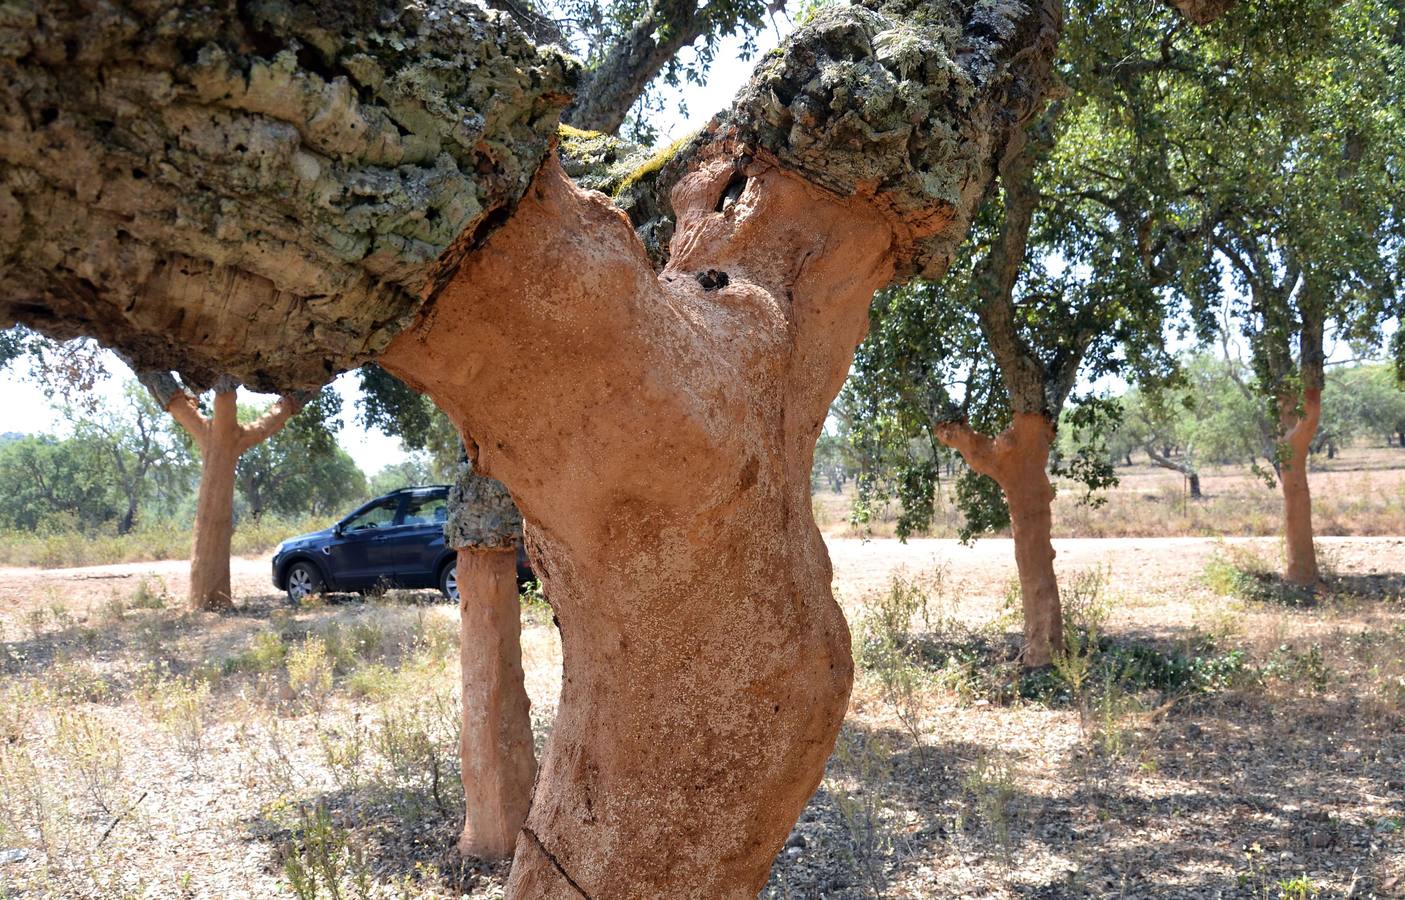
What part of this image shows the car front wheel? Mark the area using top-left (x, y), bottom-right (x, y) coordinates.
top-left (440, 559), bottom-right (459, 602)
top-left (286, 561), bottom-right (324, 605)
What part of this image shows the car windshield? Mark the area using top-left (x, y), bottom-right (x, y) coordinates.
top-left (401, 493), bottom-right (448, 527)
top-left (343, 497), bottom-right (399, 532)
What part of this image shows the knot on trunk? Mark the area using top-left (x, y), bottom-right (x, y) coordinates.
top-left (446, 463), bottom-right (522, 550)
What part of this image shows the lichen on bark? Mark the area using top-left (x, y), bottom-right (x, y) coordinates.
top-left (446, 461), bottom-right (523, 551)
top-left (0, 0), bottom-right (577, 390)
top-left (721, 0), bottom-right (1058, 279)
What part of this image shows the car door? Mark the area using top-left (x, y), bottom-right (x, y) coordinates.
top-left (382, 489), bottom-right (449, 588)
top-left (322, 495), bottom-right (405, 589)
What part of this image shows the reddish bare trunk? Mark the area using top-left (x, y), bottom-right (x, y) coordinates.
top-left (1005, 467), bottom-right (1060, 668)
top-left (456, 548), bottom-right (537, 860)
top-left (1279, 388), bottom-right (1322, 586)
top-left (188, 392), bottom-right (240, 611)
top-left (935, 413), bottom-right (1061, 666)
top-left (382, 157), bottom-right (883, 898)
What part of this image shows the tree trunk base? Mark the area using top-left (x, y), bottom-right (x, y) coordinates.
top-left (456, 548), bottom-right (537, 861)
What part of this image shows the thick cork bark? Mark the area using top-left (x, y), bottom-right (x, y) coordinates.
top-left (935, 414), bottom-right (1062, 667)
top-left (381, 155), bottom-right (896, 898)
top-left (456, 548), bottom-right (537, 860)
top-left (1278, 388), bottom-right (1322, 586)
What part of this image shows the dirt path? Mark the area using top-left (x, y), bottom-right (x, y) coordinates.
top-left (2, 535), bottom-right (1402, 622)
top-left (0, 556), bottom-right (276, 618)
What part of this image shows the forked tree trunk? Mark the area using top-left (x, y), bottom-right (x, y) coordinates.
top-left (935, 414), bottom-right (1062, 666)
top-left (142, 379), bottom-right (305, 611)
top-left (1, 0), bottom-right (1090, 891)
top-left (446, 466), bottom-right (536, 860)
top-left (1279, 387), bottom-right (1322, 586)
top-left (381, 154), bottom-right (886, 897)
top-left (1144, 444), bottom-right (1203, 498)
top-left (456, 548), bottom-right (537, 859)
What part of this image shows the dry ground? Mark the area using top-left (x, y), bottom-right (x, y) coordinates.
top-left (815, 445), bottom-right (1405, 540)
top-left (1, 535), bottom-right (1403, 898)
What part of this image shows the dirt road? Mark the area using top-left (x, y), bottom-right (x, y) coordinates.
top-left (2, 535), bottom-right (1401, 626)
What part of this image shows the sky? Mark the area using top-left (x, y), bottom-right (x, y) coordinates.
top-left (1, 23), bottom-right (788, 476)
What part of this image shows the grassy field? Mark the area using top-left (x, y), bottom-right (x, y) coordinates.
top-left (0, 515), bottom-right (327, 570)
top-left (0, 535), bottom-right (1402, 898)
top-left (815, 444), bottom-right (1405, 540)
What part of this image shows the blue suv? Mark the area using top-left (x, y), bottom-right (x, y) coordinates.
top-left (270, 486), bottom-right (528, 603)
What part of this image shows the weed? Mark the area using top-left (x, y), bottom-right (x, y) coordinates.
top-left (963, 752), bottom-right (1019, 862)
top-left (279, 804), bottom-right (374, 900)
top-left (129, 576), bottom-right (171, 610)
top-left (1262, 643), bottom-right (1331, 692)
top-left (854, 571), bottom-right (954, 749)
top-left (1276, 874), bottom-right (1321, 900)
top-left (370, 690), bottom-right (460, 820)
top-left (827, 728), bottom-right (896, 897)
top-left (1204, 545), bottom-right (1316, 606)
top-left (287, 636), bottom-right (335, 713)
top-left (46, 657), bottom-right (113, 704)
top-left (52, 709), bottom-right (126, 815)
top-left (227, 629), bottom-right (290, 675)
top-left (144, 676), bottom-right (211, 773)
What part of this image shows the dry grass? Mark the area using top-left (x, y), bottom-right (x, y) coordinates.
top-left (817, 444), bottom-right (1405, 540)
top-left (0, 515), bottom-right (329, 569)
top-left (0, 536), bottom-right (1402, 898)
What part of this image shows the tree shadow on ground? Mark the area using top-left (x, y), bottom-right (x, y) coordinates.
top-left (0, 588), bottom-right (448, 702)
top-left (767, 619), bottom-right (1405, 899)
top-left (242, 781), bottom-right (512, 897)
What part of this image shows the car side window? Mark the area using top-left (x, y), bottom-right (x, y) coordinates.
top-left (401, 492), bottom-right (448, 527)
top-left (343, 498), bottom-right (400, 532)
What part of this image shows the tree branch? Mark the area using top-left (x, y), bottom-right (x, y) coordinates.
top-left (236, 394), bottom-right (306, 454)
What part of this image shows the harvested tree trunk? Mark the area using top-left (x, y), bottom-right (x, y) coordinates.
top-left (1, 0), bottom-right (1072, 891)
top-left (935, 414), bottom-right (1062, 666)
top-left (190, 390), bottom-right (241, 609)
top-left (445, 464), bottom-right (536, 861)
top-left (1279, 387), bottom-right (1322, 586)
top-left (136, 371), bottom-right (304, 610)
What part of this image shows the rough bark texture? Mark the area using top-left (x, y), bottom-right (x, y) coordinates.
top-left (4, 0), bottom-right (1065, 891)
top-left (0, 0), bottom-right (576, 390)
top-left (445, 463), bottom-right (535, 860)
top-left (446, 461), bottom-right (524, 551)
top-left (565, 0), bottom-right (712, 135)
top-left (934, 414), bottom-right (1061, 666)
top-left (456, 548), bottom-right (536, 860)
top-left (1279, 387), bottom-right (1322, 586)
top-left (1166, 0), bottom-right (1234, 25)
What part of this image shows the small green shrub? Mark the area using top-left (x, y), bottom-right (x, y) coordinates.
top-left (129, 576), bottom-right (171, 610)
top-left (52, 709), bottom-right (125, 815)
top-left (963, 752), bottom-right (1019, 861)
top-left (279, 804), bottom-right (374, 900)
top-left (1204, 545), bottom-right (1316, 606)
top-left (827, 728), bottom-right (896, 897)
top-left (226, 629), bottom-right (290, 674)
